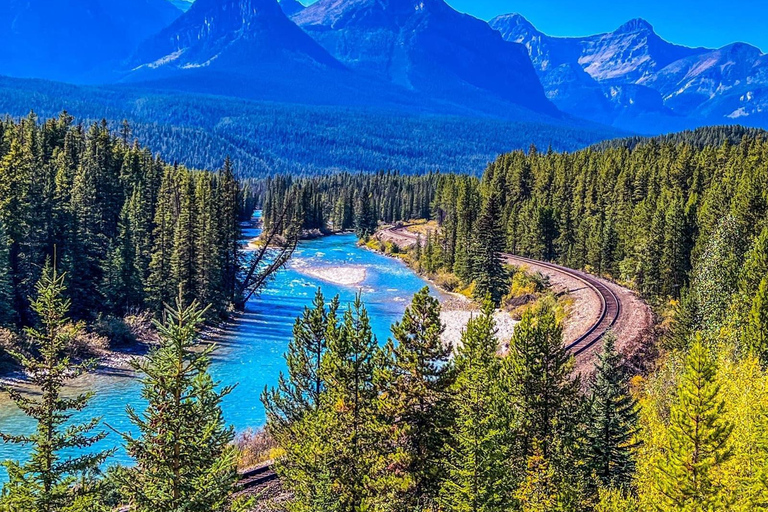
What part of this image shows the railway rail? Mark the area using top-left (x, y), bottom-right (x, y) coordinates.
top-left (503, 255), bottom-right (621, 357)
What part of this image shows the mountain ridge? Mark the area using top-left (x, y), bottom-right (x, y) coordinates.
top-left (490, 13), bottom-right (768, 131)
top-left (292, 0), bottom-right (558, 115)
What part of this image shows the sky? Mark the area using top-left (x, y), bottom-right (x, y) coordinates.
top-left (298, 0), bottom-right (768, 52)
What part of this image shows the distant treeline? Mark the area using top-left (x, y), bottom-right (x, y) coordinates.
top-left (0, 113), bottom-right (255, 326)
top-left (260, 172), bottom-right (439, 237)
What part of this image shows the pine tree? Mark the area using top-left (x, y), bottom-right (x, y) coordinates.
top-left (744, 278), bottom-right (768, 365)
top-left (0, 138), bottom-right (33, 325)
top-left (322, 295), bottom-right (383, 512)
top-left (0, 220), bottom-right (13, 326)
top-left (384, 287), bottom-right (453, 507)
top-left (354, 190), bottom-right (377, 239)
top-left (655, 339), bottom-right (733, 510)
top-left (0, 262), bottom-right (112, 511)
top-left (118, 297), bottom-right (247, 512)
top-left (470, 192), bottom-right (507, 305)
top-left (171, 171), bottom-right (198, 305)
top-left (264, 289), bottom-right (340, 428)
top-left (146, 166), bottom-right (178, 310)
top-left (586, 333), bottom-right (640, 490)
top-left (263, 291), bottom-right (343, 512)
top-left (440, 304), bottom-right (513, 512)
top-left (505, 302), bottom-right (579, 461)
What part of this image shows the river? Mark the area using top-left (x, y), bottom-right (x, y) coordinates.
top-left (0, 222), bottom-right (439, 470)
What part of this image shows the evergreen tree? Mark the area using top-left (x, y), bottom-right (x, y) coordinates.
top-left (0, 221), bottom-right (13, 326)
top-left (118, 298), bottom-right (247, 512)
top-left (0, 262), bottom-right (111, 511)
top-left (505, 302), bottom-right (579, 461)
top-left (171, 171), bottom-right (198, 305)
top-left (354, 190), bottom-right (377, 239)
top-left (384, 287), bottom-right (453, 507)
top-left (586, 333), bottom-right (640, 490)
top-left (655, 339), bottom-right (733, 510)
top-left (146, 166), bottom-right (178, 310)
top-left (744, 278), bottom-right (768, 366)
top-left (470, 192), bottom-right (507, 305)
top-left (264, 289), bottom-right (340, 428)
top-left (440, 304), bottom-right (513, 512)
top-left (322, 295), bottom-right (384, 512)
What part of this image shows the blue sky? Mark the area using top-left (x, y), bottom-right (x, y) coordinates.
top-left (298, 0), bottom-right (768, 52)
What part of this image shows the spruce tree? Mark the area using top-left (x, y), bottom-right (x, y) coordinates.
top-left (146, 166), bottom-right (177, 310)
top-left (0, 220), bottom-right (13, 326)
top-left (586, 333), bottom-right (640, 490)
top-left (384, 287), bottom-right (453, 507)
top-left (440, 303), bottom-right (513, 512)
top-left (0, 262), bottom-right (112, 511)
top-left (470, 192), bottom-right (507, 305)
top-left (322, 295), bottom-right (384, 512)
top-left (118, 297), bottom-right (247, 512)
top-left (505, 302), bottom-right (579, 460)
top-left (171, 171), bottom-right (198, 305)
top-left (263, 290), bottom-right (342, 512)
top-left (655, 339), bottom-right (733, 510)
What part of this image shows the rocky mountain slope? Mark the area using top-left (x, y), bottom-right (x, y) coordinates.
top-left (490, 14), bottom-right (768, 131)
top-left (0, 0), bottom-right (181, 82)
top-left (292, 0), bottom-right (557, 115)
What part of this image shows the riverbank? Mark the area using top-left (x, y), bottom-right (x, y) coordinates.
top-left (362, 228), bottom-right (521, 349)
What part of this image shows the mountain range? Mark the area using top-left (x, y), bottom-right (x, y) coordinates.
top-left (0, 0), bottom-right (766, 137)
top-left (490, 14), bottom-right (768, 132)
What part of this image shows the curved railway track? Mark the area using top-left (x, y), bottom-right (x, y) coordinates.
top-left (379, 226), bottom-right (623, 357)
top-left (503, 255), bottom-right (621, 357)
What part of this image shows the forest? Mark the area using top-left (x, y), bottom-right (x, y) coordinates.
top-left (256, 125), bottom-right (768, 510)
top-left (0, 76), bottom-right (619, 177)
top-left (0, 112), bottom-right (256, 331)
top-left (3, 115), bottom-right (768, 512)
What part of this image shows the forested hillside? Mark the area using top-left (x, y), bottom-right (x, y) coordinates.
top-left (0, 77), bottom-right (622, 177)
top-left (265, 127), bottom-right (768, 307)
top-left (0, 113), bottom-right (250, 327)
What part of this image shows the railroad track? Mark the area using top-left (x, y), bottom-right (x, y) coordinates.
top-left (504, 255), bottom-right (621, 357)
top-left (236, 241), bottom-right (622, 498)
top-left (238, 461), bottom-right (279, 492)
top-left (379, 226), bottom-right (622, 357)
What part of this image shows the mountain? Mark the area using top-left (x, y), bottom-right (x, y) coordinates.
top-left (125, 0), bottom-right (398, 104)
top-left (490, 14), bottom-right (768, 131)
top-left (279, 0), bottom-right (305, 16)
top-left (0, 0), bottom-right (181, 83)
top-left (130, 0), bottom-right (337, 73)
top-left (292, 0), bottom-right (557, 115)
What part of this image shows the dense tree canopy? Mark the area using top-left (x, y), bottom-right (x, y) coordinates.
top-left (0, 113), bottom-right (252, 325)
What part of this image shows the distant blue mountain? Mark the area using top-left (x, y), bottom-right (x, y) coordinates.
top-left (490, 14), bottom-right (768, 132)
top-left (293, 0), bottom-right (557, 115)
top-left (0, 0), bottom-right (181, 83)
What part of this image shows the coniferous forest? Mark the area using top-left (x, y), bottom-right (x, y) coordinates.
top-left (3, 111), bottom-right (768, 512)
top-left (0, 112), bottom-right (253, 328)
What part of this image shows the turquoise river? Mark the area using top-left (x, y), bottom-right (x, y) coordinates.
top-left (0, 218), bottom-right (440, 470)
